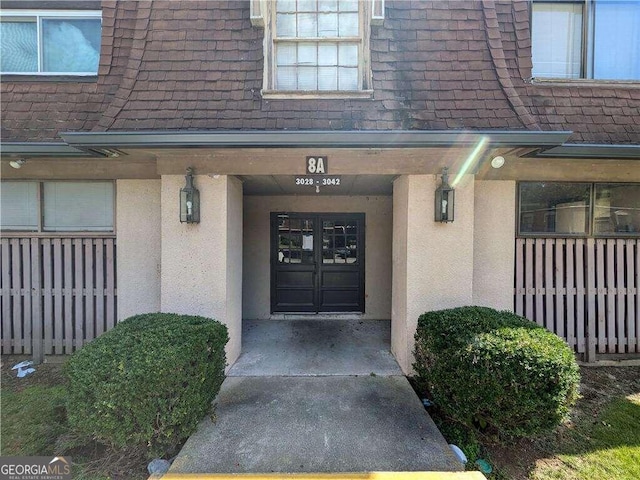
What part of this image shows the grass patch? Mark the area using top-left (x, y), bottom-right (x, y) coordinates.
top-left (1, 356), bottom-right (148, 480)
top-left (532, 393), bottom-right (640, 480)
top-left (1, 385), bottom-right (67, 455)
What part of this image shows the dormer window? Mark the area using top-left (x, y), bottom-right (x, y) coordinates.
top-left (253, 0), bottom-right (383, 98)
top-left (0, 10), bottom-right (102, 75)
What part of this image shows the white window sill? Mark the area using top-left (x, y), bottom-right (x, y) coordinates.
top-left (261, 90), bottom-right (374, 100)
top-left (531, 77), bottom-right (640, 88)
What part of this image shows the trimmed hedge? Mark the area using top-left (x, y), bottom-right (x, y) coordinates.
top-left (66, 313), bottom-right (228, 457)
top-left (414, 306), bottom-right (580, 438)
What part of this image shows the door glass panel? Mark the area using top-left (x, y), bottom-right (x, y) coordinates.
top-left (278, 215), bottom-right (315, 263)
top-left (322, 218), bottom-right (358, 264)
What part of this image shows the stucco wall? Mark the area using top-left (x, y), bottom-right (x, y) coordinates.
top-left (116, 179), bottom-right (161, 320)
top-left (243, 195), bottom-right (393, 320)
top-left (473, 180), bottom-right (516, 310)
top-left (160, 174), bottom-right (243, 365)
top-left (392, 174), bottom-right (475, 373)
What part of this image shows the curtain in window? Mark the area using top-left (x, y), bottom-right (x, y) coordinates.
top-left (42, 19), bottom-right (100, 73)
top-left (0, 20), bottom-right (38, 72)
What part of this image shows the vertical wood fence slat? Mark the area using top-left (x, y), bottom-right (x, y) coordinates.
top-left (515, 239), bottom-right (524, 316)
top-left (74, 240), bottom-right (84, 349)
top-left (43, 239), bottom-right (53, 354)
top-left (21, 239), bottom-right (32, 355)
top-left (53, 239), bottom-right (63, 354)
top-left (555, 239), bottom-right (565, 340)
top-left (544, 239), bottom-right (554, 333)
top-left (626, 240), bottom-right (640, 352)
top-left (105, 239), bottom-right (116, 331)
top-left (11, 239), bottom-right (23, 352)
top-left (535, 240), bottom-right (544, 326)
top-left (1, 240), bottom-right (11, 352)
top-left (576, 239), bottom-right (586, 353)
top-left (95, 239), bottom-right (105, 337)
top-left (30, 238), bottom-right (43, 363)
top-left (566, 239), bottom-right (576, 350)
top-left (616, 239), bottom-right (626, 353)
top-left (636, 239), bottom-right (640, 352)
top-left (525, 239), bottom-right (534, 320)
top-left (63, 239), bottom-right (74, 354)
top-left (84, 239), bottom-right (95, 343)
top-left (606, 240), bottom-right (616, 352)
top-left (514, 238), bottom-right (639, 362)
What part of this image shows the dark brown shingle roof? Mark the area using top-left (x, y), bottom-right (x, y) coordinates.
top-left (1, 0), bottom-right (638, 144)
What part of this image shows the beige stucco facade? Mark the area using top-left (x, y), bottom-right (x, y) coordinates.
top-left (112, 173), bottom-right (520, 374)
top-left (472, 180), bottom-right (516, 310)
top-left (116, 179), bottom-right (162, 319)
top-left (392, 174), bottom-right (475, 373)
top-left (243, 195), bottom-right (393, 320)
top-left (159, 174), bottom-right (243, 366)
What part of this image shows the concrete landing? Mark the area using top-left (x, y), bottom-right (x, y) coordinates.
top-left (228, 319), bottom-right (402, 376)
top-left (169, 376), bottom-right (463, 474)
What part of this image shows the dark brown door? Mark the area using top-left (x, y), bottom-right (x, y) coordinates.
top-left (271, 213), bottom-right (365, 313)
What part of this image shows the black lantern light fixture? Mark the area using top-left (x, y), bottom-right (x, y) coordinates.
top-left (434, 167), bottom-right (454, 223)
top-left (180, 167), bottom-right (200, 223)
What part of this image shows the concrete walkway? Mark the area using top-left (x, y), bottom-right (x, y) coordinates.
top-left (168, 319), bottom-right (463, 474)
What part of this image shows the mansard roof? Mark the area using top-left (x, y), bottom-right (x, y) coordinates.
top-left (1, 0), bottom-right (638, 145)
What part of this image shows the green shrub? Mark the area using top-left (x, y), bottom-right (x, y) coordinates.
top-left (414, 306), bottom-right (580, 438)
top-left (65, 313), bottom-right (228, 457)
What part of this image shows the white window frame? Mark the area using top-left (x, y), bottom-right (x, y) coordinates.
top-left (258, 1), bottom-right (375, 98)
top-left (531, 0), bottom-right (640, 81)
top-left (0, 180), bottom-right (116, 235)
top-left (0, 9), bottom-right (102, 76)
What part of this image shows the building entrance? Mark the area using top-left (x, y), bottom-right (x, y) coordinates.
top-left (271, 212), bottom-right (365, 313)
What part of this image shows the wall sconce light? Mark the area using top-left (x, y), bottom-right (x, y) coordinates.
top-left (9, 159), bottom-right (26, 169)
top-left (434, 167), bottom-right (454, 223)
top-left (180, 167), bottom-right (200, 223)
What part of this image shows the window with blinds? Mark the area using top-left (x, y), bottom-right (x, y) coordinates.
top-left (0, 181), bottom-right (114, 232)
top-left (532, 0), bottom-right (640, 80)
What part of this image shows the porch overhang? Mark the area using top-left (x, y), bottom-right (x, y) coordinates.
top-left (534, 143), bottom-right (640, 159)
top-left (59, 129), bottom-right (572, 150)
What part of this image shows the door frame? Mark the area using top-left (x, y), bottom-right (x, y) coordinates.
top-left (270, 212), bottom-right (366, 314)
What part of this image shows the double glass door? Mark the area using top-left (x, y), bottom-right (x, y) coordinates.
top-left (271, 213), bottom-right (365, 313)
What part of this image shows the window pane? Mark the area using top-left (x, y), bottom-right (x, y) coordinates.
top-left (277, 13), bottom-right (296, 37)
top-left (298, 66), bottom-right (318, 89)
top-left (276, 0), bottom-right (297, 13)
top-left (277, 65), bottom-right (297, 89)
top-left (43, 182), bottom-right (113, 231)
top-left (338, 66), bottom-right (358, 90)
top-left (338, 43), bottom-right (358, 66)
top-left (0, 19), bottom-right (37, 72)
top-left (593, 0), bottom-right (640, 80)
top-left (298, 13), bottom-right (317, 37)
top-left (318, 13), bottom-right (338, 36)
top-left (298, 43), bottom-right (317, 65)
top-left (319, 0), bottom-right (338, 12)
top-left (338, 12), bottom-right (359, 36)
top-left (318, 66), bottom-right (338, 89)
top-left (339, 0), bottom-right (359, 12)
top-left (594, 184), bottom-right (640, 234)
top-left (298, 0), bottom-right (317, 12)
top-left (277, 43), bottom-right (297, 66)
top-left (319, 43), bottom-right (337, 65)
top-left (519, 182), bottom-right (590, 235)
top-left (0, 182), bottom-right (39, 231)
top-left (42, 18), bottom-right (101, 73)
top-left (532, 2), bottom-right (582, 78)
